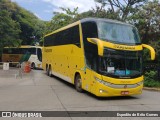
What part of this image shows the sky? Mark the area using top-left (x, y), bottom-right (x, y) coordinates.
top-left (11, 0), bottom-right (100, 21)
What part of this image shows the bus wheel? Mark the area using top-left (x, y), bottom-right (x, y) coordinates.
top-left (46, 66), bottom-right (49, 76)
top-left (75, 74), bottom-right (83, 92)
top-left (48, 66), bottom-right (52, 77)
top-left (31, 63), bottom-right (36, 69)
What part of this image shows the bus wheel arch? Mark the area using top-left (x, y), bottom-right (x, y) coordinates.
top-left (74, 72), bottom-right (83, 92)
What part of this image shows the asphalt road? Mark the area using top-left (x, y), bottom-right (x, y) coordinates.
top-left (0, 69), bottom-right (159, 120)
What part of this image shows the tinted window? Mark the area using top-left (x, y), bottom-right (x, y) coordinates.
top-left (82, 21), bottom-right (98, 71)
top-left (37, 48), bottom-right (42, 62)
top-left (44, 25), bottom-right (80, 47)
top-left (3, 48), bottom-right (11, 54)
top-left (3, 48), bottom-right (36, 54)
top-left (21, 48), bottom-right (30, 54)
top-left (29, 48), bottom-right (36, 55)
top-left (3, 48), bottom-right (20, 54)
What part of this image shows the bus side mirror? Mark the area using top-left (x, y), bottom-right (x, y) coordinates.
top-left (87, 38), bottom-right (104, 56)
top-left (142, 44), bottom-right (155, 60)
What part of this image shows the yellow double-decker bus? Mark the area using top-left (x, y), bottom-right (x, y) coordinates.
top-left (43, 18), bottom-right (155, 97)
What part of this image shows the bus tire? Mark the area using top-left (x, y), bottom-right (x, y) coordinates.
top-left (48, 66), bottom-right (52, 77)
top-left (75, 74), bottom-right (83, 92)
top-left (31, 63), bottom-right (36, 69)
top-left (46, 65), bottom-right (49, 76)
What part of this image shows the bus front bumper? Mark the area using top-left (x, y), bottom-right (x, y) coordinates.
top-left (92, 82), bottom-right (143, 97)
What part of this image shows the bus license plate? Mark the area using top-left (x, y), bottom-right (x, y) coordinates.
top-left (121, 91), bottom-right (129, 95)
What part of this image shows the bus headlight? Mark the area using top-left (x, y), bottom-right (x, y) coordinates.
top-left (94, 77), bottom-right (111, 86)
top-left (136, 81), bottom-right (143, 86)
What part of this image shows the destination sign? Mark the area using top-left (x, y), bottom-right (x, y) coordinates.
top-left (44, 48), bottom-right (52, 52)
top-left (113, 44), bottom-right (135, 50)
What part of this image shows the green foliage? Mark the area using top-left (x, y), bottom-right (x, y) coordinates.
top-left (148, 40), bottom-right (160, 64)
top-left (46, 13), bottom-right (72, 33)
top-left (0, 10), bottom-right (21, 53)
top-left (45, 7), bottom-right (79, 34)
top-left (14, 7), bottom-right (46, 45)
top-left (0, 0), bottom-right (46, 47)
top-left (143, 48), bottom-right (150, 62)
top-left (94, 0), bottom-right (147, 21)
top-left (144, 71), bottom-right (160, 87)
top-left (79, 6), bottom-right (120, 20)
top-left (127, 0), bottom-right (160, 65)
top-left (128, 0), bottom-right (160, 44)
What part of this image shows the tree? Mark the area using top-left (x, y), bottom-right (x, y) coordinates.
top-left (33, 20), bottom-right (46, 45)
top-left (95, 0), bottom-right (147, 21)
top-left (46, 7), bottom-right (79, 33)
top-left (78, 5), bottom-right (120, 20)
top-left (128, 0), bottom-right (160, 44)
top-left (128, 0), bottom-right (160, 64)
top-left (0, 0), bottom-right (46, 45)
top-left (14, 7), bottom-right (45, 45)
top-left (149, 40), bottom-right (160, 64)
top-left (0, 10), bottom-right (21, 53)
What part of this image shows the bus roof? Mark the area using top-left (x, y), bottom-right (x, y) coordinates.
top-left (80, 18), bottom-right (133, 27)
top-left (45, 21), bottom-right (80, 37)
top-left (45, 17), bottom-right (134, 37)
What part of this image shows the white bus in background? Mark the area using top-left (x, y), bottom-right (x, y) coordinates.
top-left (2, 45), bottom-right (42, 69)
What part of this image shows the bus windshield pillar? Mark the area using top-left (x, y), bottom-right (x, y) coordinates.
top-left (142, 44), bottom-right (155, 60)
top-left (87, 38), bottom-right (104, 56)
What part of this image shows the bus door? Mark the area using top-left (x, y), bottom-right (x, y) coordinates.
top-left (83, 68), bottom-right (93, 92)
top-left (37, 48), bottom-right (42, 62)
top-left (83, 54), bottom-right (98, 92)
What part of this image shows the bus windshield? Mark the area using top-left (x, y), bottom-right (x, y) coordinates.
top-left (98, 22), bottom-right (141, 45)
top-left (99, 48), bottom-right (142, 78)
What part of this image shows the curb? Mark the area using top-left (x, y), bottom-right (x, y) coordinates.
top-left (143, 87), bottom-right (160, 92)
